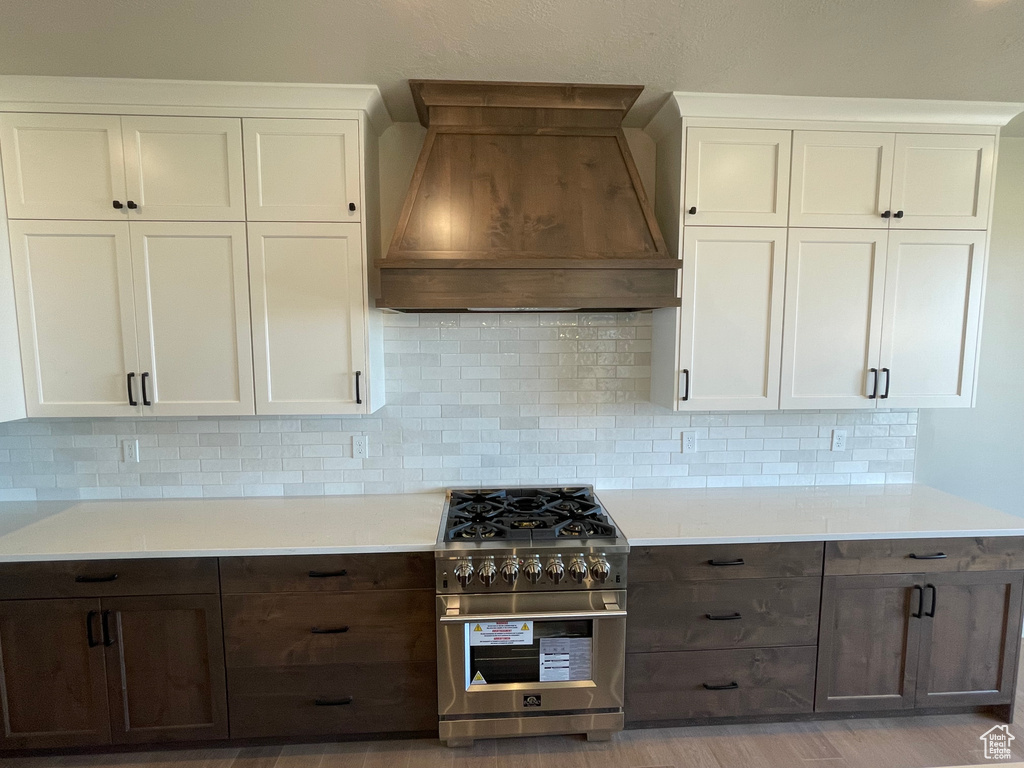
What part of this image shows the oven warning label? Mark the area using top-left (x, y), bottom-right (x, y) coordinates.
top-left (471, 671), bottom-right (488, 685)
top-left (539, 637), bottom-right (593, 682)
top-left (469, 620), bottom-right (534, 646)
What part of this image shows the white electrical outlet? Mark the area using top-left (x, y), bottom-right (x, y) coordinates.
top-left (352, 435), bottom-right (369, 460)
top-left (830, 429), bottom-right (847, 452)
top-left (682, 431), bottom-right (698, 453)
top-left (122, 439), bottom-right (140, 463)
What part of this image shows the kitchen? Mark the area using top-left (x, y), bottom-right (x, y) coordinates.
top-left (0, 2), bottom-right (1023, 767)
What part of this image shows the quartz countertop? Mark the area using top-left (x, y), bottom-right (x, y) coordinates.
top-left (0, 493), bottom-right (446, 561)
top-left (600, 484), bottom-right (1024, 546)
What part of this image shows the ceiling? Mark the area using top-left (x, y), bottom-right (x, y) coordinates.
top-left (1, 0), bottom-right (1023, 133)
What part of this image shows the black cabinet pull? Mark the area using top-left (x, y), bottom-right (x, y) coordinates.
top-left (75, 573), bottom-right (118, 583)
top-left (101, 610), bottom-right (115, 646)
top-left (912, 584), bottom-right (924, 618)
top-left (867, 367), bottom-right (878, 399)
top-left (681, 369), bottom-right (690, 402)
top-left (314, 697), bottom-right (353, 706)
top-left (311, 626), bottom-right (350, 634)
top-left (881, 210), bottom-right (891, 219)
top-left (708, 558), bottom-right (744, 567)
top-left (925, 584), bottom-right (937, 618)
top-left (909, 552), bottom-right (946, 560)
top-left (141, 372), bottom-right (152, 406)
top-left (702, 682), bottom-right (739, 691)
top-left (348, 202), bottom-right (356, 212)
top-left (894, 210), bottom-right (904, 219)
top-left (880, 367), bottom-right (891, 399)
top-left (126, 201), bottom-right (138, 210)
top-left (308, 569), bottom-right (348, 578)
top-left (126, 372), bottom-right (137, 406)
top-left (86, 610), bottom-right (100, 648)
top-left (112, 200), bottom-right (124, 210)
top-left (355, 371), bottom-right (362, 405)
top-left (706, 612), bottom-right (742, 621)
top-left (688, 206), bottom-right (697, 215)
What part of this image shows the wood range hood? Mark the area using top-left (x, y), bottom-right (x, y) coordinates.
top-left (376, 80), bottom-right (681, 311)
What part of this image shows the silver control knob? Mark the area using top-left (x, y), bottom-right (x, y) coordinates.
top-left (454, 561), bottom-right (474, 587)
top-left (568, 558), bottom-right (589, 584)
top-left (590, 559), bottom-right (611, 583)
top-left (523, 559), bottom-right (543, 584)
top-left (477, 560), bottom-right (497, 587)
top-left (501, 558), bottom-right (520, 585)
top-left (545, 559), bottom-right (565, 584)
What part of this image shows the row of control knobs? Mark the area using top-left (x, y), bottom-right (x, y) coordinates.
top-left (452, 557), bottom-right (610, 587)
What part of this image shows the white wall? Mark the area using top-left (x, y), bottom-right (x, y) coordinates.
top-left (916, 138), bottom-right (1024, 514)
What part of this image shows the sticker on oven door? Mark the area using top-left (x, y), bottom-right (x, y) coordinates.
top-left (471, 671), bottom-right (488, 685)
top-left (469, 620), bottom-right (534, 646)
top-left (539, 637), bottom-right (593, 682)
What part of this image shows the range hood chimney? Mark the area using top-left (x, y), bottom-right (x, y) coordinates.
top-left (376, 80), bottom-right (681, 312)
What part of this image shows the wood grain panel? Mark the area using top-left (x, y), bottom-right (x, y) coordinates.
top-left (824, 537), bottom-right (1024, 575)
top-left (219, 553), bottom-right (434, 594)
top-left (630, 543), bottom-right (824, 583)
top-left (0, 558), bottom-right (219, 600)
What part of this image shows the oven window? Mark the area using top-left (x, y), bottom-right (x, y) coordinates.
top-left (468, 619), bottom-right (593, 685)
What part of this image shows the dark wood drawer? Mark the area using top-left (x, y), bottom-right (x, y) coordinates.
top-left (625, 646), bottom-right (816, 724)
top-left (219, 553), bottom-right (434, 594)
top-left (222, 590), bottom-right (436, 667)
top-left (824, 537), bottom-right (1024, 576)
top-left (227, 662), bottom-right (438, 738)
top-left (630, 542), bottom-right (823, 583)
top-left (0, 558), bottom-right (218, 599)
top-left (627, 577), bottom-right (821, 653)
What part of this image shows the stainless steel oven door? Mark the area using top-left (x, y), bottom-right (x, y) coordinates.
top-left (436, 589), bottom-right (626, 718)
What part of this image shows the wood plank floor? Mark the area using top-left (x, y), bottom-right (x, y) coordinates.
top-left (5, 674), bottom-right (1024, 768)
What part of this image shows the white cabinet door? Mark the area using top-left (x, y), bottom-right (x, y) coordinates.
top-left (130, 222), bottom-right (254, 416)
top-left (781, 230), bottom-right (888, 409)
top-left (122, 116), bottom-right (245, 221)
top-left (890, 134), bottom-right (995, 230)
top-left (243, 119), bottom-right (361, 222)
top-left (248, 223), bottom-right (368, 414)
top-left (878, 230), bottom-right (986, 408)
top-left (683, 127), bottom-right (791, 227)
top-left (8, 221), bottom-right (139, 416)
top-left (789, 131), bottom-right (895, 228)
top-left (0, 114), bottom-right (127, 220)
top-left (676, 227), bottom-right (786, 411)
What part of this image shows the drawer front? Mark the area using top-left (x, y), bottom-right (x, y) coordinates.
top-left (630, 542), bottom-right (823, 583)
top-left (227, 662), bottom-right (438, 738)
top-left (219, 553), bottom-right (434, 594)
top-left (627, 577), bottom-right (821, 653)
top-left (625, 646), bottom-right (816, 724)
top-left (0, 558), bottom-right (219, 599)
top-left (825, 537), bottom-right (1024, 576)
top-left (222, 590), bottom-right (436, 666)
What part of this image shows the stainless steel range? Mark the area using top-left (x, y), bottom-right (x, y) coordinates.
top-left (434, 486), bottom-right (628, 747)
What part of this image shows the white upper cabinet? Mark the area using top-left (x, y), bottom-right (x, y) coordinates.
top-left (0, 114), bottom-right (127, 220)
top-left (878, 230), bottom-right (986, 408)
top-left (243, 119), bottom-right (361, 222)
top-left (247, 223), bottom-right (369, 415)
top-left (890, 134), bottom-right (995, 230)
top-left (130, 222), bottom-right (254, 416)
top-left (789, 131), bottom-right (895, 228)
top-left (683, 127), bottom-right (791, 227)
top-left (676, 227), bottom-right (786, 410)
top-left (780, 230), bottom-right (888, 410)
top-left (8, 220), bottom-right (139, 417)
top-left (122, 117), bottom-right (245, 221)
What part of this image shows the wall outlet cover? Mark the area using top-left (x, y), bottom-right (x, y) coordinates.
top-left (352, 435), bottom-right (369, 460)
top-left (831, 429), bottom-right (848, 452)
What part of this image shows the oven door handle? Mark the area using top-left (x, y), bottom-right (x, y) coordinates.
top-left (440, 608), bottom-right (626, 624)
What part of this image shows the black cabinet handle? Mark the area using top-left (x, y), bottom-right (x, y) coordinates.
top-left (75, 573), bottom-right (118, 583)
top-left (348, 202), bottom-right (356, 212)
top-left (141, 372), bottom-right (152, 406)
top-left (101, 610), bottom-right (115, 646)
top-left (702, 682), bottom-right (739, 691)
top-left (314, 697), bottom-right (353, 706)
top-left (912, 584), bottom-right (924, 618)
top-left (868, 367), bottom-right (878, 399)
top-left (688, 206), bottom-right (697, 215)
top-left (355, 371), bottom-right (362, 405)
top-left (86, 610), bottom-right (100, 648)
top-left (881, 210), bottom-right (891, 219)
top-left (708, 558), bottom-right (744, 567)
top-left (925, 584), bottom-right (937, 618)
top-left (311, 626), bottom-right (350, 634)
top-left (126, 201), bottom-right (138, 210)
top-left (706, 612), bottom-right (742, 621)
top-left (126, 372), bottom-right (137, 406)
top-left (681, 369), bottom-right (690, 402)
top-left (909, 552), bottom-right (947, 560)
top-left (894, 210), bottom-right (904, 219)
top-left (880, 367), bottom-right (891, 399)
top-left (308, 569), bottom-right (348, 578)
top-left (112, 200), bottom-right (124, 210)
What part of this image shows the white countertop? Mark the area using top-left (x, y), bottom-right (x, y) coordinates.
top-left (0, 493), bottom-right (446, 561)
top-left (600, 485), bottom-right (1024, 546)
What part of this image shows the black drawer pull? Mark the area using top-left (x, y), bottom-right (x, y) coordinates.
top-left (925, 584), bottom-right (937, 618)
top-left (909, 553), bottom-right (947, 560)
top-left (126, 372), bottom-right (137, 406)
top-left (703, 682), bottom-right (739, 691)
top-left (311, 626), bottom-right (350, 634)
top-left (314, 697), bottom-right (353, 706)
top-left (912, 584), bottom-right (924, 618)
top-left (141, 371), bottom-right (152, 406)
top-left (308, 569), bottom-right (348, 578)
top-left (101, 610), bottom-right (115, 647)
top-left (86, 610), bottom-right (100, 648)
top-left (706, 612), bottom-right (742, 621)
top-left (75, 573), bottom-right (118, 583)
top-left (708, 558), bottom-right (744, 567)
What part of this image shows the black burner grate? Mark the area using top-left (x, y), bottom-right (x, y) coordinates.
top-left (445, 487), bottom-right (615, 541)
